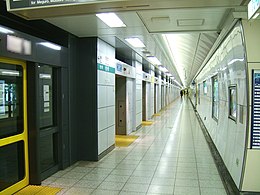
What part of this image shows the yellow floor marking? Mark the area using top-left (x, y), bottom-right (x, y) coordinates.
top-left (153, 113), bottom-right (161, 116)
top-left (141, 121), bottom-right (153, 126)
top-left (115, 135), bottom-right (139, 147)
top-left (14, 185), bottom-right (61, 195)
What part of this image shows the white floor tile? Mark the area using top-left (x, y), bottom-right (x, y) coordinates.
top-left (42, 100), bottom-right (226, 194)
top-left (127, 176), bottom-right (152, 184)
top-left (174, 185), bottom-right (200, 195)
top-left (200, 187), bottom-right (227, 195)
top-left (175, 178), bottom-right (199, 187)
top-left (147, 185), bottom-right (174, 194)
top-left (150, 178), bottom-right (175, 186)
top-left (97, 181), bottom-right (125, 191)
top-left (104, 174), bottom-right (130, 183)
top-left (63, 187), bottom-right (94, 195)
top-left (92, 189), bottom-right (120, 195)
top-left (122, 183), bottom-right (149, 193)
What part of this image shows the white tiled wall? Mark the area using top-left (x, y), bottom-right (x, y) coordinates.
top-left (195, 23), bottom-right (248, 189)
top-left (97, 39), bottom-right (116, 155)
top-left (126, 78), bottom-right (135, 134)
top-left (158, 75), bottom-right (162, 111)
top-left (150, 70), bottom-right (155, 118)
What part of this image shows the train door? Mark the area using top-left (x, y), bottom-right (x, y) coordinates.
top-left (161, 85), bottom-right (165, 108)
top-left (165, 86), bottom-right (168, 105)
top-left (115, 75), bottom-right (126, 135)
top-left (0, 57), bottom-right (28, 195)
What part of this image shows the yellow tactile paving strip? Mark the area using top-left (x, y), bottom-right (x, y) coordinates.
top-left (115, 135), bottom-right (139, 147)
top-left (141, 121), bottom-right (153, 126)
top-left (153, 113), bottom-right (161, 116)
top-left (14, 185), bottom-right (61, 195)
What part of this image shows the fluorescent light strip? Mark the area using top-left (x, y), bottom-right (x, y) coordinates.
top-left (125, 38), bottom-right (145, 48)
top-left (227, 58), bottom-right (244, 65)
top-left (165, 72), bottom-right (172, 76)
top-left (1, 71), bottom-right (19, 76)
top-left (253, 13), bottom-right (260, 19)
top-left (159, 66), bottom-right (168, 72)
top-left (0, 26), bottom-right (14, 34)
top-left (40, 74), bottom-right (51, 79)
top-left (39, 42), bottom-right (61, 51)
top-left (96, 13), bottom-right (126, 28)
top-left (147, 56), bottom-right (161, 65)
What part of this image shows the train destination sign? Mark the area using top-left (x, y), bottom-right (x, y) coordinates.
top-left (251, 70), bottom-right (260, 149)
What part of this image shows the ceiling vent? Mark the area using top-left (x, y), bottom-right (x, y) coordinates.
top-left (177, 19), bottom-right (204, 26)
top-left (101, 6), bottom-right (124, 10)
top-left (142, 50), bottom-right (151, 55)
top-left (126, 4), bottom-right (150, 8)
top-left (151, 16), bottom-right (170, 23)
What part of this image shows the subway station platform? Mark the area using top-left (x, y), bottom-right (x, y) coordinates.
top-left (43, 98), bottom-right (226, 195)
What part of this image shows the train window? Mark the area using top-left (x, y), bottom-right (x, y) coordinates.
top-left (203, 81), bottom-right (207, 95)
top-left (229, 86), bottom-right (237, 121)
top-left (39, 65), bottom-right (53, 129)
top-left (212, 75), bottom-right (219, 121)
top-left (0, 141), bottom-right (25, 191)
top-left (0, 63), bottom-right (23, 139)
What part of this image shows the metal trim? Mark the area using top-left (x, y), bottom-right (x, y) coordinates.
top-left (239, 19), bottom-right (250, 190)
top-left (228, 85), bottom-right (238, 123)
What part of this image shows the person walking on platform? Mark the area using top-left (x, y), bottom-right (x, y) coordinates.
top-left (180, 90), bottom-right (183, 98)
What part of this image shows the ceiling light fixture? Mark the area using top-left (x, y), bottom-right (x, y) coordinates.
top-left (163, 34), bottom-right (187, 87)
top-left (253, 13), bottom-right (260, 19)
top-left (39, 42), bottom-right (61, 51)
top-left (1, 70), bottom-right (19, 76)
top-left (147, 56), bottom-right (161, 65)
top-left (125, 38), bottom-right (145, 48)
top-left (96, 13), bottom-right (126, 28)
top-left (0, 26), bottom-right (14, 34)
top-left (158, 65), bottom-right (168, 72)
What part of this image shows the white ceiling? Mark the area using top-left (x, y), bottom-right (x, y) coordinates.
top-left (42, 1), bottom-right (246, 87)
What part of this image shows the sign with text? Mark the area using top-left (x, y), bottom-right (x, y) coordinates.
top-left (115, 60), bottom-right (136, 79)
top-left (8, 0), bottom-right (97, 9)
top-left (252, 70), bottom-right (260, 149)
top-left (248, 0), bottom-right (260, 19)
top-left (97, 63), bottom-right (115, 74)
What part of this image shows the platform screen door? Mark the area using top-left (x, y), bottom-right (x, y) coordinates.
top-left (0, 58), bottom-right (28, 195)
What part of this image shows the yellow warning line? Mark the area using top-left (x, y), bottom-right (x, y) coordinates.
top-left (141, 121), bottom-right (153, 126)
top-left (153, 113), bottom-right (161, 116)
top-left (14, 185), bottom-right (61, 195)
top-left (115, 135), bottom-right (139, 147)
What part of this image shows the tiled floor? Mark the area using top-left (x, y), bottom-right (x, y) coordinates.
top-left (43, 98), bottom-right (227, 195)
